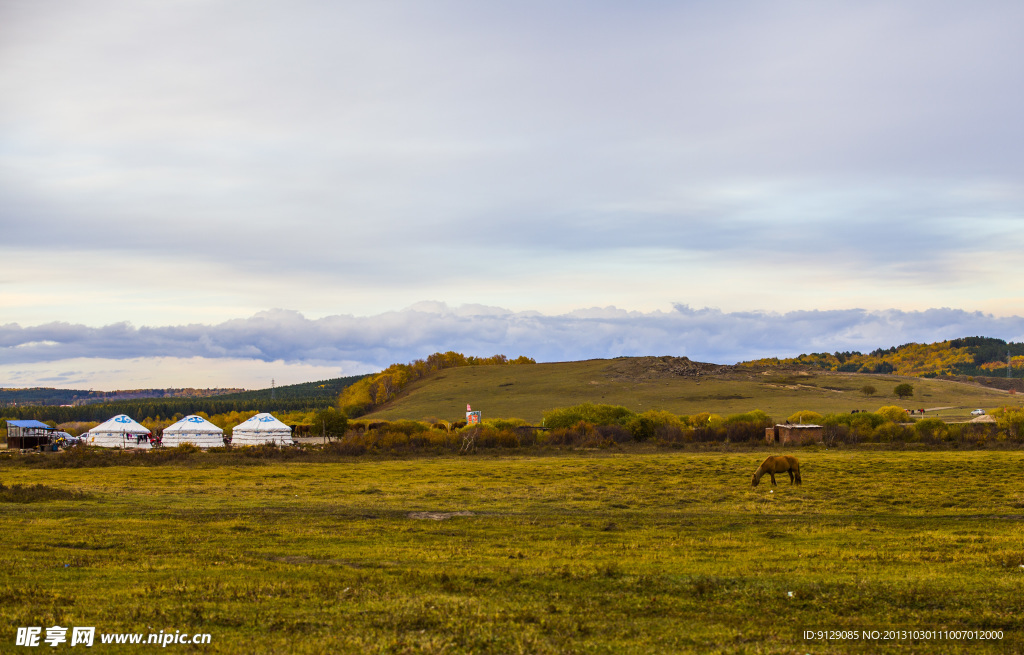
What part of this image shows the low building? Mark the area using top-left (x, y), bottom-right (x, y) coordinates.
top-left (5, 420), bottom-right (55, 449)
top-left (765, 423), bottom-right (823, 445)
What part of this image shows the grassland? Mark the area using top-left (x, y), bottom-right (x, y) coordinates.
top-left (2, 449), bottom-right (1023, 653)
top-left (367, 358), bottom-right (1011, 423)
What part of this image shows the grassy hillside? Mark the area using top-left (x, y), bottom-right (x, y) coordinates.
top-left (366, 357), bottom-right (1012, 424)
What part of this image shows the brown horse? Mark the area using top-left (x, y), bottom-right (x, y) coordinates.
top-left (751, 455), bottom-right (802, 487)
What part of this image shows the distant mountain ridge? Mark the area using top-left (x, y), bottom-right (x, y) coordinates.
top-left (0, 387), bottom-right (244, 407)
top-left (0, 375), bottom-right (367, 423)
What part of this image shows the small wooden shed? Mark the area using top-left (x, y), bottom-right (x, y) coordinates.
top-left (765, 423), bottom-right (823, 445)
top-left (6, 420), bottom-right (55, 449)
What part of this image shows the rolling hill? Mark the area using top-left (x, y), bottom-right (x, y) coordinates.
top-left (365, 356), bottom-right (1012, 424)
top-left (6, 336), bottom-right (1024, 425)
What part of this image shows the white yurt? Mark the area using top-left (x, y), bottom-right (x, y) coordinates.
top-left (231, 412), bottom-right (294, 446)
top-left (162, 415), bottom-right (225, 448)
top-left (86, 414), bottom-right (154, 449)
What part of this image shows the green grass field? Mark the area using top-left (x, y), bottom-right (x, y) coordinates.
top-left (367, 359), bottom-right (1011, 424)
top-left (2, 449), bottom-right (1023, 653)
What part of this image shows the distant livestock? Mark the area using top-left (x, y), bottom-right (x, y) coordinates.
top-left (751, 455), bottom-right (802, 487)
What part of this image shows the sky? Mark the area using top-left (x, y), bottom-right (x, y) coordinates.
top-left (2, 1), bottom-right (1023, 390)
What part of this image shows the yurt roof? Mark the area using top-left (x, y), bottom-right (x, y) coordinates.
top-left (90, 414), bottom-right (150, 434)
top-left (233, 412), bottom-right (291, 432)
top-left (164, 415), bottom-right (223, 434)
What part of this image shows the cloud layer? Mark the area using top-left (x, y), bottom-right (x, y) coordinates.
top-left (5, 304), bottom-right (1024, 376)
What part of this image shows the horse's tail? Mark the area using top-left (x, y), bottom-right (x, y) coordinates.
top-left (793, 462), bottom-right (802, 486)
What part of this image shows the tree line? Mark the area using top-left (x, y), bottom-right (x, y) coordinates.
top-left (740, 337), bottom-right (1024, 377)
top-left (0, 398), bottom-right (317, 424)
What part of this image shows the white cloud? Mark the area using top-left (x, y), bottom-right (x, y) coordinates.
top-left (0, 357), bottom-right (348, 391)
top-left (4, 303), bottom-right (1024, 389)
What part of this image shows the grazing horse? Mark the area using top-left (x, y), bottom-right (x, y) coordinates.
top-left (751, 455), bottom-right (802, 487)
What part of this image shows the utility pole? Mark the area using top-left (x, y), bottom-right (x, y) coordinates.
top-left (1009, 352), bottom-right (1013, 379)
top-left (271, 379), bottom-right (275, 400)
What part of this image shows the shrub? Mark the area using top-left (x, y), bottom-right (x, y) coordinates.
top-left (311, 407), bottom-right (348, 438)
top-left (324, 437), bottom-right (368, 456)
top-left (822, 423), bottom-right (852, 445)
top-left (691, 426), bottom-right (726, 442)
top-left (596, 424), bottom-right (634, 444)
top-left (654, 424), bottom-right (691, 444)
top-left (624, 409), bottom-right (691, 441)
top-left (688, 412), bottom-right (712, 427)
top-left (545, 421), bottom-right (594, 446)
top-left (389, 420), bottom-right (430, 436)
top-left (876, 406), bottom-right (909, 423)
top-left (852, 412), bottom-right (886, 429)
top-left (914, 418), bottom-right (947, 442)
top-left (473, 426), bottom-right (521, 449)
top-left (821, 412), bottom-right (888, 443)
top-left (872, 422), bottom-right (911, 443)
top-left (786, 410), bottom-right (823, 424)
top-left (542, 404), bottom-right (635, 429)
top-left (638, 410), bottom-right (689, 429)
top-left (994, 406), bottom-right (1024, 439)
top-left (625, 416), bottom-right (655, 442)
top-left (843, 413), bottom-right (884, 441)
top-left (726, 410), bottom-right (773, 425)
top-left (483, 418), bottom-right (528, 431)
top-left (722, 410), bottom-right (774, 442)
top-left (945, 423), bottom-right (966, 443)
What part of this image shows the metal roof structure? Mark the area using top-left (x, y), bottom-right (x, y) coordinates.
top-left (5, 419), bottom-right (53, 429)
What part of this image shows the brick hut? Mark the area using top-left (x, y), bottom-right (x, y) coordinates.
top-left (765, 423), bottom-right (823, 445)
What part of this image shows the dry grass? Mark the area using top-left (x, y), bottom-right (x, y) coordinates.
top-left (1, 450), bottom-right (1022, 653)
top-left (367, 359), bottom-right (1010, 423)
